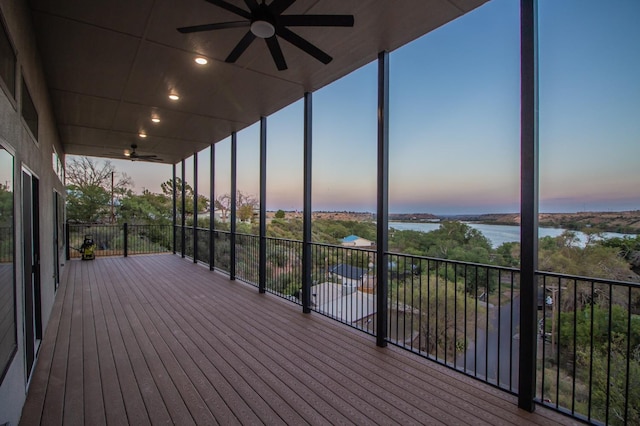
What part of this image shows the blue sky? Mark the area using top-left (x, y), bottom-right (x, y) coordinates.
top-left (96, 0), bottom-right (640, 215)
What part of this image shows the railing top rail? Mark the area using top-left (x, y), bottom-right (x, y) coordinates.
top-left (265, 235), bottom-right (303, 244)
top-left (68, 223), bottom-right (122, 227)
top-left (536, 269), bottom-right (640, 288)
top-left (212, 229), bottom-right (231, 235)
top-left (235, 232), bottom-right (260, 238)
top-left (310, 241), bottom-right (377, 253)
top-left (386, 250), bottom-right (520, 273)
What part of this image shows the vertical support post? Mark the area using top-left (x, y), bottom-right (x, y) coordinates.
top-left (181, 158), bottom-right (186, 258)
top-left (519, 0), bottom-right (539, 412)
top-left (172, 164), bottom-right (177, 254)
top-left (123, 222), bottom-right (128, 257)
top-left (193, 153), bottom-right (198, 263)
top-left (209, 143), bottom-right (215, 270)
top-left (376, 51), bottom-right (390, 347)
top-left (65, 221), bottom-right (70, 261)
top-left (230, 132), bottom-right (237, 280)
top-left (259, 116), bottom-right (267, 293)
top-left (302, 92), bottom-right (312, 313)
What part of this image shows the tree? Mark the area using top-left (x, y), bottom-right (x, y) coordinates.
top-left (275, 209), bottom-right (285, 219)
top-left (160, 178), bottom-right (209, 220)
top-left (0, 183), bottom-right (13, 261)
top-left (238, 204), bottom-right (255, 223)
top-left (213, 190), bottom-right (258, 223)
top-left (119, 189), bottom-right (172, 225)
top-left (66, 157), bottom-right (132, 222)
top-left (0, 182), bottom-right (12, 227)
top-left (214, 193), bottom-right (231, 222)
top-left (237, 191), bottom-right (258, 223)
top-left (66, 184), bottom-right (111, 223)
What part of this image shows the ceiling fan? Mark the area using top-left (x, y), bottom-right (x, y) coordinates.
top-left (177, 0), bottom-right (354, 71)
top-left (123, 144), bottom-right (163, 162)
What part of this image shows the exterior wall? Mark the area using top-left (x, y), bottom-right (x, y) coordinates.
top-left (0, 1), bottom-right (66, 424)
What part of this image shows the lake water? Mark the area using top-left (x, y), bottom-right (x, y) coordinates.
top-left (388, 221), bottom-right (634, 248)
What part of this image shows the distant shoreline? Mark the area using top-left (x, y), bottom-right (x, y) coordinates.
top-left (393, 211), bottom-right (640, 235)
top-left (270, 210), bottom-right (640, 235)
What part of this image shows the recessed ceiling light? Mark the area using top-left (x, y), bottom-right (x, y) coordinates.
top-left (169, 93), bottom-right (179, 101)
top-left (151, 117), bottom-right (160, 123)
top-left (139, 133), bottom-right (147, 138)
top-left (195, 57), bottom-right (208, 65)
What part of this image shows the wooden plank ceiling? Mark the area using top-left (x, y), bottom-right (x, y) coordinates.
top-left (28, 0), bottom-right (488, 164)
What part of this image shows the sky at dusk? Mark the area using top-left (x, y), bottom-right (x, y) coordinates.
top-left (75, 0), bottom-right (640, 215)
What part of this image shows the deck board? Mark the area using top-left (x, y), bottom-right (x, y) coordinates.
top-left (20, 254), bottom-right (580, 426)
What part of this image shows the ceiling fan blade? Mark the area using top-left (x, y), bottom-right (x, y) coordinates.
top-left (132, 156), bottom-right (164, 163)
top-left (204, 0), bottom-right (252, 19)
top-left (265, 37), bottom-right (287, 71)
top-left (226, 30), bottom-right (256, 63)
top-left (177, 21), bottom-right (249, 33)
top-left (279, 15), bottom-right (354, 27)
top-left (243, 0), bottom-right (260, 14)
top-left (269, 0), bottom-right (295, 16)
top-left (276, 27), bottom-right (332, 64)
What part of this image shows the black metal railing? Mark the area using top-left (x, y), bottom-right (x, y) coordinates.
top-left (309, 243), bottom-right (377, 335)
top-left (386, 252), bottom-right (520, 393)
top-left (535, 271), bottom-right (639, 425)
top-left (0, 226), bottom-right (13, 263)
top-left (265, 237), bottom-right (303, 304)
top-left (236, 233), bottom-right (259, 285)
top-left (195, 227), bottom-right (210, 264)
top-left (184, 225), bottom-right (194, 259)
top-left (212, 230), bottom-right (231, 273)
top-left (67, 223), bottom-right (172, 258)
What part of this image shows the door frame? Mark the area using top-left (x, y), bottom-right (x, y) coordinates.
top-left (21, 166), bottom-right (42, 382)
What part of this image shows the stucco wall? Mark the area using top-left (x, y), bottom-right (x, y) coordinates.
top-left (0, 0), bottom-right (66, 424)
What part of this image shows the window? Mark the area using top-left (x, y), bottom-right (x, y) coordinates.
top-left (52, 147), bottom-right (64, 182)
top-left (0, 16), bottom-right (16, 98)
top-left (21, 79), bottom-right (38, 140)
top-left (0, 144), bottom-right (15, 384)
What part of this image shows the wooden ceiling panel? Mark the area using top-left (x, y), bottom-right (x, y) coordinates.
top-left (111, 102), bottom-right (239, 144)
top-left (121, 41), bottom-right (302, 124)
top-left (51, 91), bottom-right (119, 129)
top-left (29, 0), bottom-right (155, 37)
top-left (31, 12), bottom-right (139, 99)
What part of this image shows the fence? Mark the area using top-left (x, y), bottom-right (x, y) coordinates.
top-left (536, 272), bottom-right (639, 425)
top-left (67, 223), bottom-right (172, 259)
top-left (386, 252), bottom-right (521, 393)
top-left (0, 226), bottom-right (13, 263)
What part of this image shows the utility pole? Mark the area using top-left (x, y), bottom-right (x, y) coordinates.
top-left (111, 171), bottom-right (115, 223)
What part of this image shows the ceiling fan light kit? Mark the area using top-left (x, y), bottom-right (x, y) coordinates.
top-left (251, 20), bottom-right (275, 38)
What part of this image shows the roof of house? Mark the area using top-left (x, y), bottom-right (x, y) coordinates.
top-left (311, 283), bottom-right (376, 323)
top-left (329, 264), bottom-right (367, 280)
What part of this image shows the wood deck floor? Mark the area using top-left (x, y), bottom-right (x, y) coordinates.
top-left (20, 254), bottom-right (580, 425)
